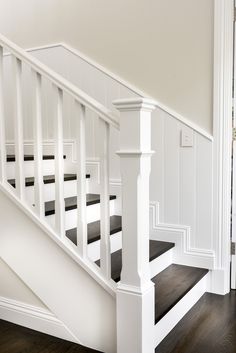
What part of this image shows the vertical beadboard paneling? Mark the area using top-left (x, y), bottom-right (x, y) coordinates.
top-left (195, 134), bottom-right (213, 250)
top-left (150, 108), bottom-right (165, 222)
top-left (179, 128), bottom-right (196, 248)
top-left (163, 113), bottom-right (180, 224)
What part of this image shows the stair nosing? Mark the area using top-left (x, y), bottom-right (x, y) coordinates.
top-left (66, 215), bottom-right (122, 246)
top-left (45, 194), bottom-right (117, 216)
top-left (6, 154), bottom-right (66, 162)
top-left (8, 173), bottom-right (90, 188)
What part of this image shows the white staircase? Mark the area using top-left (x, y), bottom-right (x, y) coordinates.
top-left (0, 33), bottom-right (210, 353)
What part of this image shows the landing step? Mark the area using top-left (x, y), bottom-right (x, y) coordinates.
top-left (6, 154), bottom-right (66, 162)
top-left (96, 240), bottom-right (175, 282)
top-left (153, 264), bottom-right (209, 323)
top-left (66, 215), bottom-right (122, 246)
top-left (45, 194), bottom-right (117, 216)
top-left (8, 173), bottom-right (90, 188)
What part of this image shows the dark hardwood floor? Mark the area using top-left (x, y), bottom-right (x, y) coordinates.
top-left (0, 320), bottom-right (103, 353)
top-left (155, 290), bottom-right (236, 353)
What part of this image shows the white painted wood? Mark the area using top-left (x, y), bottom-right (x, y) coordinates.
top-left (75, 101), bottom-right (87, 257)
top-left (24, 179), bottom-right (90, 205)
top-left (0, 181), bottom-right (115, 296)
top-left (213, 0), bottom-right (234, 294)
top-left (0, 296), bottom-right (78, 343)
top-left (53, 85), bottom-right (65, 237)
top-left (99, 118), bottom-right (111, 279)
top-left (32, 70), bottom-right (44, 218)
top-left (0, 189), bottom-right (116, 353)
top-left (0, 45), bottom-right (7, 184)
top-left (6, 159), bottom-right (56, 180)
top-left (149, 202), bottom-right (215, 270)
top-left (0, 34), bottom-right (119, 130)
top-left (88, 231), bottom-right (122, 262)
top-left (46, 199), bottom-right (116, 231)
top-left (231, 4), bottom-right (236, 290)
top-left (154, 273), bottom-right (208, 348)
top-left (2, 45), bottom-right (215, 264)
top-left (114, 98), bottom-right (156, 353)
top-left (150, 248), bottom-right (173, 278)
top-left (12, 56), bottom-right (25, 200)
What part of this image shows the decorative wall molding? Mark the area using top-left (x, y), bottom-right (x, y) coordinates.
top-left (149, 201), bottom-right (215, 269)
top-left (0, 296), bottom-right (78, 342)
top-left (212, 0), bottom-right (234, 293)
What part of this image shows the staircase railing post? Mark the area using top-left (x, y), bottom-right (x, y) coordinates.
top-left (113, 98), bottom-right (156, 353)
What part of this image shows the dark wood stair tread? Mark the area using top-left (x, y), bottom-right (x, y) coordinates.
top-left (7, 154), bottom-right (66, 162)
top-left (96, 240), bottom-right (175, 282)
top-left (153, 264), bottom-right (209, 323)
top-left (66, 215), bottom-right (122, 245)
top-left (8, 173), bottom-right (90, 188)
top-left (45, 194), bottom-right (117, 216)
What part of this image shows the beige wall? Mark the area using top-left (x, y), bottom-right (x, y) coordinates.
top-left (0, 0), bottom-right (62, 48)
top-left (0, 0), bottom-right (214, 133)
top-left (59, 0), bottom-right (214, 133)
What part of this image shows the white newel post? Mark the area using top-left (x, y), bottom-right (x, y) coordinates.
top-left (113, 98), bottom-right (156, 353)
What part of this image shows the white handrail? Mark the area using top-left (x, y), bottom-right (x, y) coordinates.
top-left (0, 33), bottom-right (120, 130)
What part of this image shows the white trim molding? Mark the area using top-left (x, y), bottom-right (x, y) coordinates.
top-left (0, 296), bottom-right (78, 342)
top-left (212, 0), bottom-right (234, 294)
top-left (149, 202), bottom-right (215, 269)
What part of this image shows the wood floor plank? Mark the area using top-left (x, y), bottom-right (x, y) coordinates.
top-left (0, 320), bottom-right (103, 353)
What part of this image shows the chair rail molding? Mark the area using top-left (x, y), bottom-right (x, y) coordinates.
top-left (212, 0), bottom-right (234, 294)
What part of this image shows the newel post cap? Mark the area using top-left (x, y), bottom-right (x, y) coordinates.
top-left (113, 98), bottom-right (156, 112)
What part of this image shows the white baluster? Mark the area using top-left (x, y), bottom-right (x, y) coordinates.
top-left (32, 70), bottom-right (44, 218)
top-left (53, 85), bottom-right (65, 237)
top-left (113, 98), bottom-right (156, 353)
top-left (75, 101), bottom-right (87, 256)
top-left (99, 118), bottom-right (111, 279)
top-left (12, 56), bottom-right (25, 200)
top-left (0, 46), bottom-right (6, 184)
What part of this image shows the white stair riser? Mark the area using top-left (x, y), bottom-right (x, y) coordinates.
top-left (24, 180), bottom-right (90, 204)
top-left (88, 231), bottom-right (122, 262)
top-left (46, 199), bottom-right (116, 230)
top-left (154, 273), bottom-right (209, 348)
top-left (150, 249), bottom-right (173, 278)
top-left (7, 160), bottom-right (57, 179)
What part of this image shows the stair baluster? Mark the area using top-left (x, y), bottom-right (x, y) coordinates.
top-left (99, 118), bottom-right (111, 279)
top-left (32, 70), bottom-right (44, 218)
top-left (53, 85), bottom-right (65, 237)
top-left (12, 56), bottom-right (25, 200)
top-left (75, 101), bottom-right (88, 257)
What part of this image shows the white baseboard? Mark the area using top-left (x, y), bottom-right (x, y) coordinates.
top-left (0, 296), bottom-right (79, 343)
top-left (149, 201), bottom-right (215, 269)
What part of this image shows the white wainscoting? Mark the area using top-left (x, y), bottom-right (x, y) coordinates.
top-left (2, 44), bottom-right (214, 267)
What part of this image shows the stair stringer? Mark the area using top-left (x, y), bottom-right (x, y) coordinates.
top-left (149, 201), bottom-right (215, 269)
top-left (0, 187), bottom-right (116, 353)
